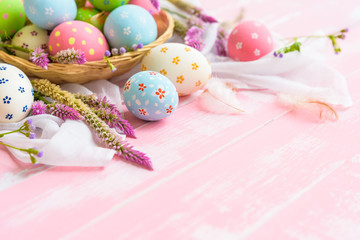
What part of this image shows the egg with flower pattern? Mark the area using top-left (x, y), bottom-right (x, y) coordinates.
top-left (48, 20), bottom-right (109, 61)
top-left (0, 64), bottom-right (34, 123)
top-left (227, 21), bottom-right (274, 61)
top-left (104, 4), bottom-right (157, 49)
top-left (141, 43), bottom-right (212, 96)
top-left (24, 0), bottom-right (77, 30)
top-left (88, 0), bottom-right (129, 12)
top-left (0, 0), bottom-right (26, 40)
top-left (11, 25), bottom-right (50, 60)
top-left (123, 71), bottom-right (178, 121)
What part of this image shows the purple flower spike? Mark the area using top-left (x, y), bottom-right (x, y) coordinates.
top-left (30, 47), bottom-right (50, 70)
top-left (200, 13), bottom-right (218, 23)
top-left (150, 0), bottom-right (160, 11)
top-left (49, 104), bottom-right (84, 121)
top-left (32, 101), bottom-right (47, 115)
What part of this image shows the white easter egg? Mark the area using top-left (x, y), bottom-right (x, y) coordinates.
top-left (141, 43), bottom-right (212, 96)
top-left (0, 64), bottom-right (34, 123)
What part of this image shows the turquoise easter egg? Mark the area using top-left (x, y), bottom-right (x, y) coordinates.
top-left (103, 5), bottom-right (157, 49)
top-left (123, 71), bottom-right (179, 121)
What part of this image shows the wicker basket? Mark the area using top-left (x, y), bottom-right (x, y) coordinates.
top-left (0, 11), bottom-right (174, 84)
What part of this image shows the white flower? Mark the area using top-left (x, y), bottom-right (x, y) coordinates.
top-left (123, 27), bottom-right (131, 36)
top-left (251, 32), bottom-right (259, 39)
top-left (45, 7), bottom-right (54, 16)
top-left (109, 29), bottom-right (114, 37)
top-left (135, 33), bottom-right (142, 41)
top-left (62, 13), bottom-right (70, 21)
top-left (236, 42), bottom-right (243, 50)
top-left (120, 11), bottom-right (128, 19)
top-left (254, 48), bottom-right (260, 56)
top-left (28, 6), bottom-right (37, 15)
top-left (46, 22), bottom-right (55, 28)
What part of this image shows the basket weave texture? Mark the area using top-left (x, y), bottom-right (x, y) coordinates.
top-left (0, 11), bottom-right (174, 84)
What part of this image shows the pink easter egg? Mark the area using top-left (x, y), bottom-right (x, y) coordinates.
top-left (227, 21), bottom-right (274, 61)
top-left (48, 20), bottom-right (109, 61)
top-left (129, 0), bottom-right (160, 15)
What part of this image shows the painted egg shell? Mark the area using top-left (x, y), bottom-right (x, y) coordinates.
top-left (123, 71), bottom-right (179, 121)
top-left (0, 0), bottom-right (26, 40)
top-left (24, 0), bottom-right (77, 30)
top-left (48, 21), bottom-right (109, 61)
top-left (0, 64), bottom-right (34, 123)
top-left (141, 43), bottom-right (212, 96)
top-left (227, 21), bottom-right (274, 61)
top-left (88, 0), bottom-right (129, 12)
top-left (129, 0), bottom-right (160, 15)
top-left (104, 5), bottom-right (157, 49)
top-left (11, 25), bottom-right (50, 59)
top-left (75, 7), bottom-right (100, 23)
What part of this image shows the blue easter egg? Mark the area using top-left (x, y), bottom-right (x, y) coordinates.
top-left (123, 71), bottom-right (179, 121)
top-left (24, 0), bottom-right (77, 30)
top-left (104, 5), bottom-right (157, 49)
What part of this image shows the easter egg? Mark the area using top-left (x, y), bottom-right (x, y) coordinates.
top-left (227, 21), bottom-right (274, 61)
top-left (48, 21), bottom-right (109, 61)
top-left (129, 0), bottom-right (160, 15)
top-left (11, 25), bottom-right (50, 59)
top-left (75, 7), bottom-right (101, 23)
top-left (88, 0), bottom-right (129, 12)
top-left (0, 0), bottom-right (26, 40)
top-left (0, 64), bottom-right (34, 123)
top-left (141, 43), bottom-right (212, 96)
top-left (104, 5), bottom-right (157, 49)
top-left (123, 71), bottom-right (178, 121)
top-left (23, 0), bottom-right (77, 30)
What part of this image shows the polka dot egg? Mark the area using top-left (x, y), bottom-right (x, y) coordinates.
top-left (0, 64), bottom-right (34, 123)
top-left (123, 71), bottom-right (179, 121)
top-left (11, 25), bottom-right (50, 59)
top-left (104, 4), bottom-right (157, 49)
top-left (24, 0), bottom-right (77, 30)
top-left (48, 20), bottom-right (109, 61)
top-left (227, 21), bottom-right (274, 61)
top-left (0, 0), bottom-right (26, 40)
top-left (88, 0), bottom-right (129, 12)
top-left (141, 43), bottom-right (212, 96)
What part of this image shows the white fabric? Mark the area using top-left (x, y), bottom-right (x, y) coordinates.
top-left (0, 80), bottom-right (123, 167)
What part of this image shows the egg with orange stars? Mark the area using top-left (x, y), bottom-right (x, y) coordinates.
top-left (48, 20), bottom-right (109, 61)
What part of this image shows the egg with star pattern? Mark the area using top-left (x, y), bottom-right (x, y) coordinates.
top-left (0, 64), bottom-right (34, 123)
top-left (103, 4), bottom-right (157, 49)
top-left (23, 0), bottom-right (77, 30)
top-left (227, 21), bottom-right (274, 61)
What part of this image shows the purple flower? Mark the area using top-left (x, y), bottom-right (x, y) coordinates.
top-left (29, 132), bottom-right (36, 139)
top-left (30, 47), bottom-right (49, 70)
top-left (104, 50), bottom-right (111, 57)
top-left (200, 13), bottom-right (218, 23)
top-left (137, 43), bottom-right (143, 49)
top-left (184, 37), bottom-right (204, 51)
top-left (31, 101), bottom-right (47, 115)
top-left (215, 27), bottom-right (228, 56)
top-left (111, 48), bottom-right (119, 55)
top-left (48, 104), bottom-right (84, 120)
top-left (119, 47), bottom-right (127, 55)
top-left (51, 48), bottom-right (86, 65)
top-left (132, 44), bottom-right (138, 51)
top-left (150, 0), bottom-right (160, 11)
top-left (188, 16), bottom-right (205, 29)
top-left (37, 151), bottom-right (44, 158)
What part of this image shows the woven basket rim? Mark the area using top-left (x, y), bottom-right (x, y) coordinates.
top-left (0, 10), bottom-right (174, 84)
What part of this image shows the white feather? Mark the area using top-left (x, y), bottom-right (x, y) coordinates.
top-left (198, 77), bottom-right (245, 114)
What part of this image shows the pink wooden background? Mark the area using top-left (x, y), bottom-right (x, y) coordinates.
top-left (1, 0), bottom-right (360, 239)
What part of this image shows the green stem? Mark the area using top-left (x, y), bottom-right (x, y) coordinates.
top-left (0, 129), bottom-right (21, 138)
top-left (162, 7), bottom-right (188, 19)
top-left (0, 43), bottom-right (31, 53)
top-left (0, 141), bottom-right (30, 152)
